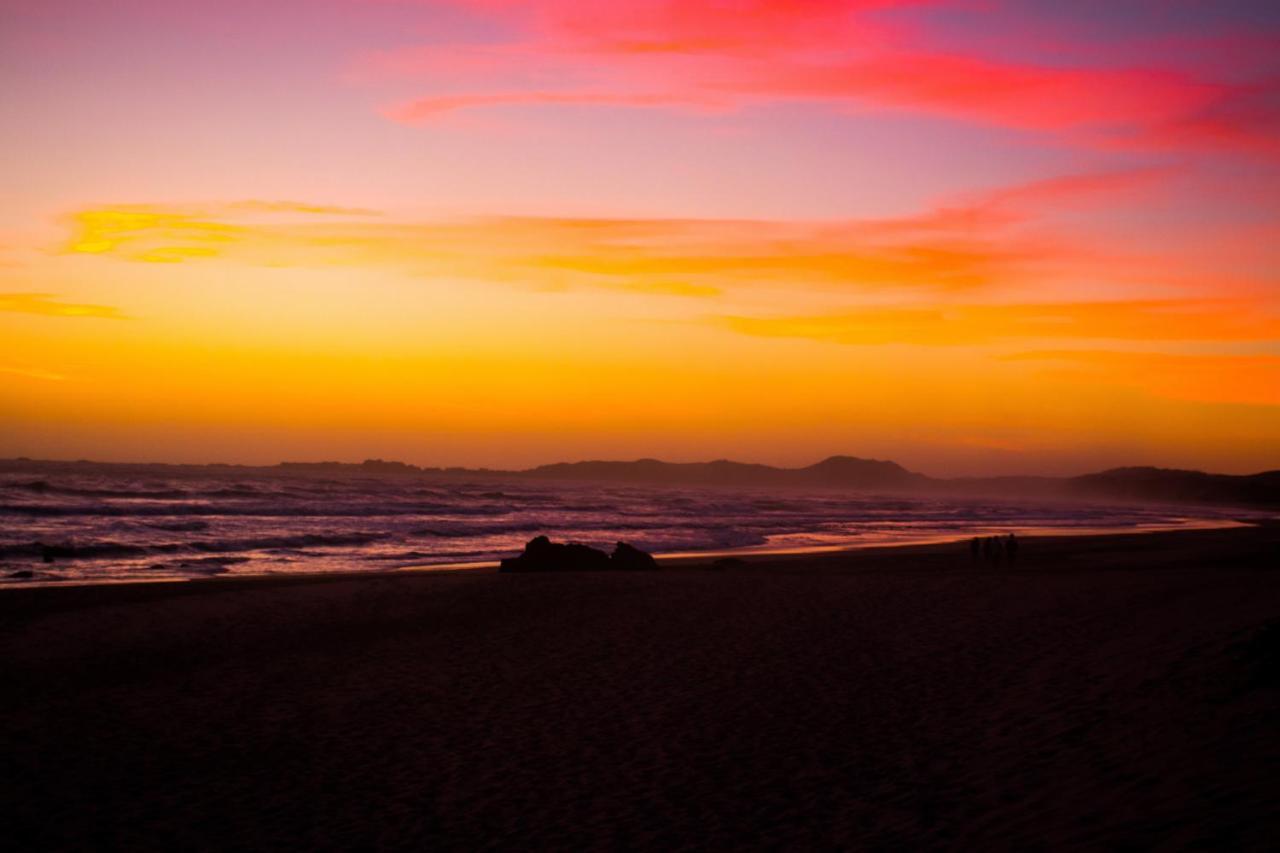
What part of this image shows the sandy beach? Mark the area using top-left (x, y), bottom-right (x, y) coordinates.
top-left (3, 524), bottom-right (1278, 850)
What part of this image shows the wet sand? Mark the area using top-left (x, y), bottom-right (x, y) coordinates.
top-left (3, 525), bottom-right (1278, 850)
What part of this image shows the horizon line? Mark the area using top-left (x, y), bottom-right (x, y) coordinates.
top-left (3, 454), bottom-right (1277, 481)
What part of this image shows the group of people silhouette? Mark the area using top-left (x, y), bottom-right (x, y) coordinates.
top-left (970, 533), bottom-right (1018, 565)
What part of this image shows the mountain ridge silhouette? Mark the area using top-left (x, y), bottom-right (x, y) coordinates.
top-left (3, 455), bottom-right (1277, 507)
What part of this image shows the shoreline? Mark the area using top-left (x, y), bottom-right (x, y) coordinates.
top-left (2, 519), bottom-right (1270, 598)
top-left (3, 521), bottom-right (1277, 849)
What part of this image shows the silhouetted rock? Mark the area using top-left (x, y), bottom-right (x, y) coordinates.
top-left (499, 537), bottom-right (659, 572)
top-left (611, 541), bottom-right (658, 570)
top-left (40, 543), bottom-right (75, 563)
top-left (8, 570), bottom-right (34, 579)
top-left (499, 536), bottom-right (612, 572)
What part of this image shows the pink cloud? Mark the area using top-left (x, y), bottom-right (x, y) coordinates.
top-left (383, 90), bottom-right (731, 123)
top-left (368, 0), bottom-right (1279, 156)
top-left (749, 54), bottom-right (1215, 131)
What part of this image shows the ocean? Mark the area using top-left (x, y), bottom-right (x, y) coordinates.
top-left (0, 469), bottom-right (1254, 585)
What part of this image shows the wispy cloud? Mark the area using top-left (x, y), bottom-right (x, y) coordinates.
top-left (226, 200), bottom-right (382, 217)
top-left (58, 203), bottom-right (1077, 296)
top-left (720, 300), bottom-right (1280, 346)
top-left (62, 168), bottom-right (1187, 299)
top-left (368, 0), bottom-right (1280, 156)
top-left (0, 292), bottom-right (124, 319)
top-left (0, 365), bottom-right (69, 382)
top-left (384, 91), bottom-right (728, 124)
top-left (1006, 350), bottom-right (1280, 407)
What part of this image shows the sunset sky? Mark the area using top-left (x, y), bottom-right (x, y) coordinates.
top-left (2, 0), bottom-right (1278, 475)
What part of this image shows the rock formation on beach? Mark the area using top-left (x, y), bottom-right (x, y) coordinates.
top-left (499, 536), bottom-right (658, 572)
top-left (610, 541), bottom-right (659, 571)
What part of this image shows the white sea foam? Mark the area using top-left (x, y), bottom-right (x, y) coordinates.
top-left (0, 472), bottom-right (1261, 584)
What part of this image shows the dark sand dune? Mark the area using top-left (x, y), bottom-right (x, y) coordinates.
top-left (2, 526), bottom-right (1278, 850)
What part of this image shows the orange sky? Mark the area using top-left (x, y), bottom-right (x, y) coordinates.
top-left (2, 1), bottom-right (1279, 475)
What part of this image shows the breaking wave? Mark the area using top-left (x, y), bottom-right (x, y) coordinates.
top-left (0, 469), bottom-right (1256, 585)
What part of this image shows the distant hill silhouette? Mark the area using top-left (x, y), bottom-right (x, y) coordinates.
top-left (2, 456), bottom-right (1277, 508)
top-left (798, 455), bottom-right (927, 489)
top-left (526, 455), bottom-right (925, 490)
top-left (1065, 467), bottom-right (1280, 507)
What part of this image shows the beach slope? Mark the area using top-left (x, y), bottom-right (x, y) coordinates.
top-left (2, 526), bottom-right (1278, 850)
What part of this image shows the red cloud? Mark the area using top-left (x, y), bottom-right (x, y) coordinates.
top-left (383, 90), bottom-right (730, 124)
top-left (369, 0), bottom-right (1280, 155)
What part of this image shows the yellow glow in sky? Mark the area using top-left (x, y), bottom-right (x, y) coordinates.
top-left (3, 1), bottom-right (1279, 475)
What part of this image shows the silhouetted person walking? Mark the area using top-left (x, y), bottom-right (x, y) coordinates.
top-left (970, 537), bottom-right (981, 562)
top-left (1006, 533), bottom-right (1018, 564)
